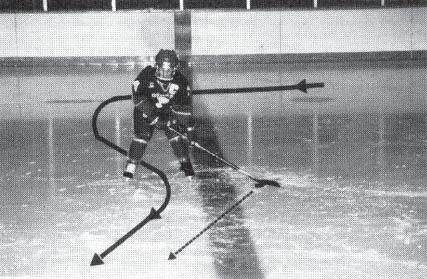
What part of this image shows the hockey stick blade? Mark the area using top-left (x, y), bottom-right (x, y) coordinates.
top-left (254, 179), bottom-right (281, 188)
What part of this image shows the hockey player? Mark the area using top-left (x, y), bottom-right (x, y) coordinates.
top-left (123, 49), bottom-right (195, 179)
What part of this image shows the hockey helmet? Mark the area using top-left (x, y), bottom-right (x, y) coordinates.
top-left (155, 49), bottom-right (179, 81)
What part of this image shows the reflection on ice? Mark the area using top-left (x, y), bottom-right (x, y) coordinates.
top-left (193, 117), bottom-right (265, 278)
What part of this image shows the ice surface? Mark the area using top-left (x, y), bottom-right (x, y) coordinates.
top-left (0, 61), bottom-right (426, 278)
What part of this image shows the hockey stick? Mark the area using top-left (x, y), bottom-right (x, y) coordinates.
top-left (168, 126), bottom-right (280, 188)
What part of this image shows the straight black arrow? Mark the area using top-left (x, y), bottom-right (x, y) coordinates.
top-left (90, 207), bottom-right (161, 266)
top-left (192, 79), bottom-right (324, 95)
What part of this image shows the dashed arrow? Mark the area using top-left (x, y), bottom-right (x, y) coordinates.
top-left (168, 190), bottom-right (254, 260)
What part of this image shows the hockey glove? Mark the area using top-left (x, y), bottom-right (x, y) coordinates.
top-left (135, 99), bottom-right (158, 125)
top-left (155, 120), bottom-right (170, 130)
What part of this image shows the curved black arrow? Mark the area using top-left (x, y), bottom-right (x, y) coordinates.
top-left (90, 95), bottom-right (171, 266)
top-left (192, 79), bottom-right (324, 95)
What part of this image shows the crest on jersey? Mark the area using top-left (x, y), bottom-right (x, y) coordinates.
top-left (169, 84), bottom-right (179, 96)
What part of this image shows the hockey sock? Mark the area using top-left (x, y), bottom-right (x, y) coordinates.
top-left (128, 138), bottom-right (148, 162)
top-left (169, 136), bottom-right (190, 162)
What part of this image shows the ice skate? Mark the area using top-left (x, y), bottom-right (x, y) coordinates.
top-left (123, 160), bottom-right (137, 179)
top-left (180, 161), bottom-right (195, 179)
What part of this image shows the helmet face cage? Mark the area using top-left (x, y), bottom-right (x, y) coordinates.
top-left (155, 61), bottom-right (176, 81)
top-left (155, 49), bottom-right (178, 81)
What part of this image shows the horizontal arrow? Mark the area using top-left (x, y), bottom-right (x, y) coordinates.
top-left (192, 79), bottom-right (324, 95)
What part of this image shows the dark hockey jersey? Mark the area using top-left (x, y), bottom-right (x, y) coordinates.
top-left (132, 66), bottom-right (191, 108)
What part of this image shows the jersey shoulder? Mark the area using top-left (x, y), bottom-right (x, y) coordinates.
top-left (136, 66), bottom-right (156, 82)
top-left (172, 71), bottom-right (189, 88)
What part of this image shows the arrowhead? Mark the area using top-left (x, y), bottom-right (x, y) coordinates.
top-left (149, 207), bottom-right (161, 219)
top-left (297, 79), bottom-right (308, 93)
top-left (168, 252), bottom-right (177, 260)
top-left (90, 253), bottom-right (104, 266)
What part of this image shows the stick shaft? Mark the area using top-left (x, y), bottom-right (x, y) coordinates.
top-left (193, 143), bottom-right (255, 179)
